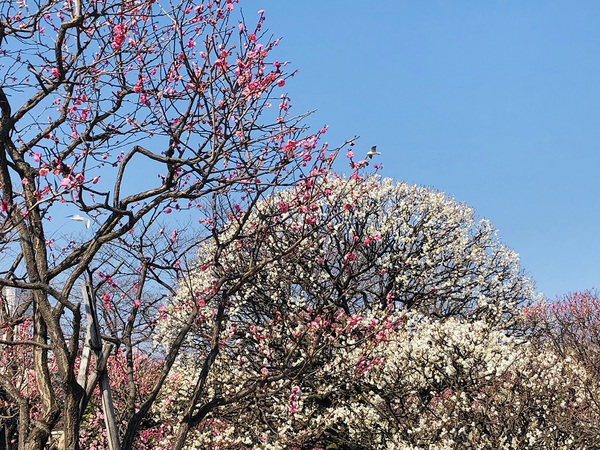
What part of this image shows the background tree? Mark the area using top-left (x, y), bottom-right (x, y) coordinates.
top-left (524, 290), bottom-right (600, 378)
top-left (521, 290), bottom-right (600, 443)
top-left (0, 1), bottom-right (347, 448)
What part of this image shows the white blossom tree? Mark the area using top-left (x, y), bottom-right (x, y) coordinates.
top-left (154, 175), bottom-right (544, 448)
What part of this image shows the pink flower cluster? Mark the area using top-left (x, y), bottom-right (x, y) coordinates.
top-left (112, 23), bottom-right (127, 50)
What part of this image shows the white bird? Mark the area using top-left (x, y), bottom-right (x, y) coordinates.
top-left (366, 145), bottom-right (381, 159)
top-left (67, 214), bottom-right (91, 229)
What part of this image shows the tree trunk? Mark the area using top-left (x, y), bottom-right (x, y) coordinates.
top-left (61, 390), bottom-right (83, 450)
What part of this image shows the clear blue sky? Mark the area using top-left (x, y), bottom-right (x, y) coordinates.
top-left (258, 1), bottom-right (600, 299)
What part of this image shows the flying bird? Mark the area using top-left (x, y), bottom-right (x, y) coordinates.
top-left (67, 214), bottom-right (91, 229)
top-left (366, 146), bottom-right (381, 159)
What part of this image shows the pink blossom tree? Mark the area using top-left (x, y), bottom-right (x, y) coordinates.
top-left (524, 290), bottom-right (600, 375)
top-left (522, 290), bottom-right (600, 443)
top-left (0, 1), bottom-right (348, 449)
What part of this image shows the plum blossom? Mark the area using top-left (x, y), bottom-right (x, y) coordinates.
top-left (112, 23), bottom-right (127, 50)
top-left (152, 175), bottom-right (542, 449)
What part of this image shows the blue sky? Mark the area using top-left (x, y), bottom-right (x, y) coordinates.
top-left (258, 1), bottom-right (600, 299)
